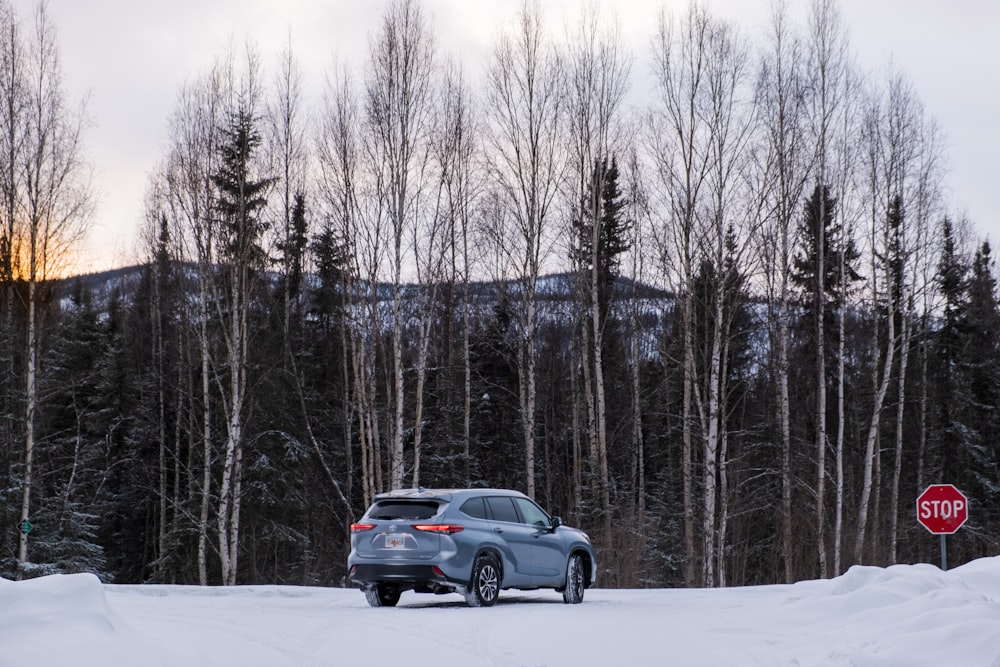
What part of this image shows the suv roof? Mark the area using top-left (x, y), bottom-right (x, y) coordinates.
top-left (373, 488), bottom-right (530, 502)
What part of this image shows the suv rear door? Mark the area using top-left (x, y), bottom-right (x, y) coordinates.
top-left (354, 499), bottom-right (445, 560)
top-left (484, 496), bottom-right (536, 584)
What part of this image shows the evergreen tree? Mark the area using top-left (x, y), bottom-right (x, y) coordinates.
top-left (214, 108), bottom-right (272, 270)
top-left (90, 289), bottom-right (147, 583)
top-left (934, 218), bottom-right (968, 483)
top-left (310, 222), bottom-right (350, 333)
top-left (571, 156), bottom-right (632, 324)
top-left (129, 218), bottom-right (192, 584)
top-left (791, 183), bottom-right (862, 349)
top-left (468, 292), bottom-right (522, 490)
top-left (32, 282), bottom-right (108, 578)
top-left (789, 183), bottom-right (862, 442)
top-left (276, 191), bottom-right (309, 331)
top-left (212, 100), bottom-right (274, 585)
top-left (960, 241), bottom-right (1000, 520)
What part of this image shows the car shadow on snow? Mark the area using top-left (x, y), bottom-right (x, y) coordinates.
top-left (400, 594), bottom-right (565, 609)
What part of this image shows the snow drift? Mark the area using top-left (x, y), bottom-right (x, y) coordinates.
top-left (3, 557), bottom-right (1000, 666)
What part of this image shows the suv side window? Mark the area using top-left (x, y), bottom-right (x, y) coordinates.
top-left (460, 497), bottom-right (488, 519)
top-left (513, 498), bottom-right (550, 527)
top-left (486, 496), bottom-right (520, 523)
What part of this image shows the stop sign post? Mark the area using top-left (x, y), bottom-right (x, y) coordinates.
top-left (916, 484), bottom-right (968, 570)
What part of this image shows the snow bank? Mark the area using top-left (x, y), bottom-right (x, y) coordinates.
top-left (5, 557), bottom-right (1000, 666)
top-left (781, 559), bottom-right (1000, 666)
top-left (0, 573), bottom-right (157, 667)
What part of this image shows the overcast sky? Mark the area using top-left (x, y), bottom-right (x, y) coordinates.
top-left (43, 0), bottom-right (1000, 274)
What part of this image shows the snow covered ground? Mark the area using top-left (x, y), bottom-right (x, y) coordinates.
top-left (4, 557), bottom-right (1000, 666)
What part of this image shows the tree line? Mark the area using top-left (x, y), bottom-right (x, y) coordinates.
top-left (2, 0), bottom-right (999, 588)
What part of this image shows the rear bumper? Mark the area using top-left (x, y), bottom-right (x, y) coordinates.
top-left (349, 563), bottom-right (464, 588)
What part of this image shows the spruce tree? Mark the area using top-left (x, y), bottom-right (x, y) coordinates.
top-left (32, 282), bottom-right (108, 579)
top-left (571, 156), bottom-right (632, 323)
top-left (960, 241), bottom-right (1000, 519)
top-left (212, 101), bottom-right (274, 585)
top-left (934, 218), bottom-right (968, 483)
top-left (792, 184), bottom-right (862, 346)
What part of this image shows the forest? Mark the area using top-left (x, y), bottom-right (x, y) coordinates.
top-left (2, 0), bottom-right (999, 589)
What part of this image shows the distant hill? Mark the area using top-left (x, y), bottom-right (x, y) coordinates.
top-left (55, 264), bottom-right (675, 308)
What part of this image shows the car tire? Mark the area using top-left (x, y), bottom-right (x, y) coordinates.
top-left (365, 584), bottom-right (401, 608)
top-left (562, 554), bottom-right (585, 604)
top-left (465, 553), bottom-right (500, 607)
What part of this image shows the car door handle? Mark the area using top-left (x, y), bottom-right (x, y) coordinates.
top-left (493, 527), bottom-right (503, 534)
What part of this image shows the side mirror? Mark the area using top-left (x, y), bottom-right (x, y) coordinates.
top-left (550, 516), bottom-right (562, 530)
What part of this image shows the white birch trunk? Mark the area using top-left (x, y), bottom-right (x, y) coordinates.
top-left (197, 267), bottom-right (212, 586)
top-left (855, 279), bottom-right (895, 563)
top-left (579, 302), bottom-right (598, 496)
top-left (890, 310), bottom-right (911, 563)
top-left (701, 299), bottom-right (724, 587)
top-left (682, 294), bottom-right (696, 586)
top-left (778, 294), bottom-right (793, 582)
top-left (391, 290), bottom-right (404, 490)
top-left (717, 406), bottom-right (730, 588)
top-left (521, 292), bottom-right (538, 498)
top-left (834, 280), bottom-right (846, 576)
top-left (629, 286), bottom-right (645, 516)
top-left (590, 213), bottom-right (611, 531)
top-left (155, 270), bottom-right (168, 570)
top-left (17, 279), bottom-right (36, 570)
top-left (412, 310), bottom-right (433, 488)
top-left (462, 233), bottom-right (472, 487)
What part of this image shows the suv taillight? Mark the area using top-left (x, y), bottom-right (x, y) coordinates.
top-left (412, 524), bottom-right (464, 534)
top-left (350, 523), bottom-right (376, 533)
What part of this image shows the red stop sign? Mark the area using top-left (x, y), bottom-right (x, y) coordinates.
top-left (916, 484), bottom-right (968, 534)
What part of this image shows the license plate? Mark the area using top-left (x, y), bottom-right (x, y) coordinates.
top-left (384, 534), bottom-right (405, 549)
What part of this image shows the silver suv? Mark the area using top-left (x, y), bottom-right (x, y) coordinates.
top-left (348, 488), bottom-right (597, 607)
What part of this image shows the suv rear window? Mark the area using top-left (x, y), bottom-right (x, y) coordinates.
top-left (368, 500), bottom-right (440, 520)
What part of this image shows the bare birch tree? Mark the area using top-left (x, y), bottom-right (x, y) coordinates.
top-left (806, 0), bottom-right (849, 577)
top-left (317, 64), bottom-right (381, 505)
top-left (855, 70), bottom-right (924, 564)
top-left (410, 63), bottom-right (464, 488)
top-left (888, 98), bottom-right (941, 565)
top-left (830, 64), bottom-right (863, 575)
top-left (164, 63), bottom-right (224, 585)
top-left (265, 42), bottom-right (354, 524)
top-left (364, 0), bottom-right (435, 490)
top-left (485, 0), bottom-right (565, 499)
top-left (17, 2), bottom-right (92, 572)
top-left (696, 14), bottom-right (755, 588)
top-left (138, 177), bottom-right (173, 579)
top-left (909, 116), bottom-right (944, 531)
top-left (267, 38), bottom-right (308, 360)
top-left (622, 146), bottom-right (650, 520)
top-left (212, 45), bottom-right (273, 586)
top-left (0, 0), bottom-right (25, 566)
top-left (756, 0), bottom-right (813, 583)
top-left (649, 1), bottom-right (713, 586)
top-left (426, 59), bottom-right (477, 485)
top-left (565, 2), bottom-right (631, 540)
